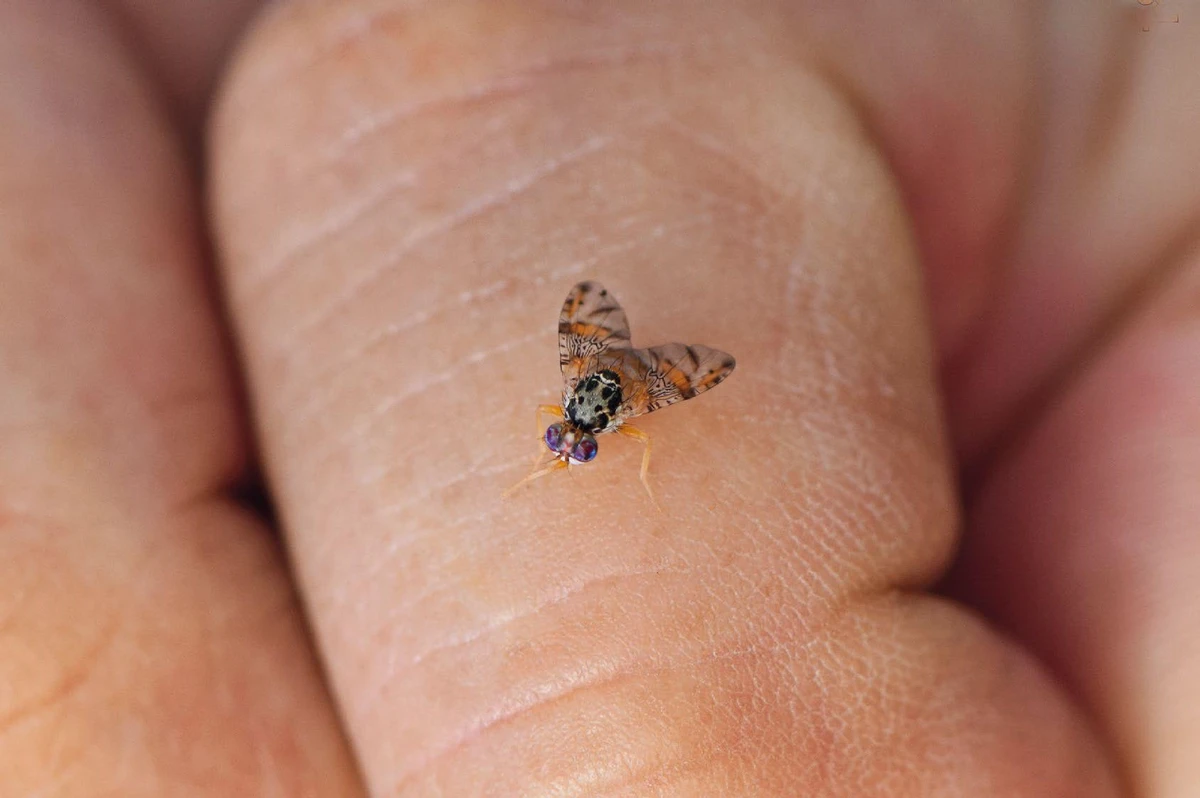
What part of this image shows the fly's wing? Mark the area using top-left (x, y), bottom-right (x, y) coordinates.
top-left (558, 281), bottom-right (632, 392)
top-left (618, 343), bottom-right (736, 419)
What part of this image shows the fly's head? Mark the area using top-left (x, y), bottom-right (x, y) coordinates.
top-left (543, 421), bottom-right (598, 465)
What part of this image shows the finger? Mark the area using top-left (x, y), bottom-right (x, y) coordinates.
top-left (938, 3), bottom-right (1200, 464)
top-left (940, 13), bottom-right (1200, 793)
top-left (214, 1), bottom-right (1117, 793)
top-left (951, 251), bottom-right (1200, 796)
top-left (109, 0), bottom-right (268, 131)
top-left (0, 2), bottom-right (361, 794)
top-left (728, 2), bottom-right (1200, 792)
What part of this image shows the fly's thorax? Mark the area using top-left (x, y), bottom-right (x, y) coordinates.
top-left (565, 369), bottom-right (622, 433)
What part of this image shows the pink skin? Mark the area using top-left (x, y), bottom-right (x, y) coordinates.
top-left (2, 1), bottom-right (1197, 795)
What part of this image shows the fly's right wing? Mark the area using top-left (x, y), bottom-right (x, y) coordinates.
top-left (616, 342), bottom-right (736, 420)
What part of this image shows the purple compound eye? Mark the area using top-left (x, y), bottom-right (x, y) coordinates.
top-left (570, 434), bottom-right (598, 463)
top-left (544, 423), bottom-right (566, 453)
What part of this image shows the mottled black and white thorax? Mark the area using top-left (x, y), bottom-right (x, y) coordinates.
top-left (565, 369), bottom-right (623, 433)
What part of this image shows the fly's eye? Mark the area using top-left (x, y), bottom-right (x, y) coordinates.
top-left (571, 435), bottom-right (598, 463)
top-left (544, 423), bottom-right (566, 453)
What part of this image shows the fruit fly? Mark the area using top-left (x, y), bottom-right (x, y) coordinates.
top-left (508, 280), bottom-right (736, 499)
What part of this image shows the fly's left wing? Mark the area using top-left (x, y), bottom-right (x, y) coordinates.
top-left (558, 281), bottom-right (632, 391)
top-left (618, 342), bottom-right (736, 419)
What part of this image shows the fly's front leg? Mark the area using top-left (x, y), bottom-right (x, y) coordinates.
top-left (616, 424), bottom-right (655, 504)
top-left (503, 456), bottom-right (568, 499)
top-left (535, 403), bottom-right (563, 438)
top-left (533, 403), bottom-right (564, 465)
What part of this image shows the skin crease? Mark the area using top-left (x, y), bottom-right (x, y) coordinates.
top-left (0, 0), bottom-right (1195, 796)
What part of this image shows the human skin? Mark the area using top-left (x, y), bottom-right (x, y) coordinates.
top-left (1, 0), bottom-right (1197, 795)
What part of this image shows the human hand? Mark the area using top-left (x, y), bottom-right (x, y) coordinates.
top-left (3, 1), bottom-right (1197, 795)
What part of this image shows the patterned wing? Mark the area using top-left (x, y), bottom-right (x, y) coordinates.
top-left (620, 343), bottom-right (736, 419)
top-left (558, 281), bottom-right (632, 390)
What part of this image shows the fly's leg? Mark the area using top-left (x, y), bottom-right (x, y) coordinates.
top-left (616, 424), bottom-right (656, 506)
top-left (532, 403), bottom-right (564, 465)
top-left (503, 457), bottom-right (568, 499)
top-left (535, 403), bottom-right (564, 437)
top-left (504, 403), bottom-right (568, 499)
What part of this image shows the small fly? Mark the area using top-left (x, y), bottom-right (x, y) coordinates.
top-left (508, 280), bottom-right (736, 499)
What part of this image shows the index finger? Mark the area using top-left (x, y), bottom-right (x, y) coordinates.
top-left (213, 1), bottom-right (1120, 793)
